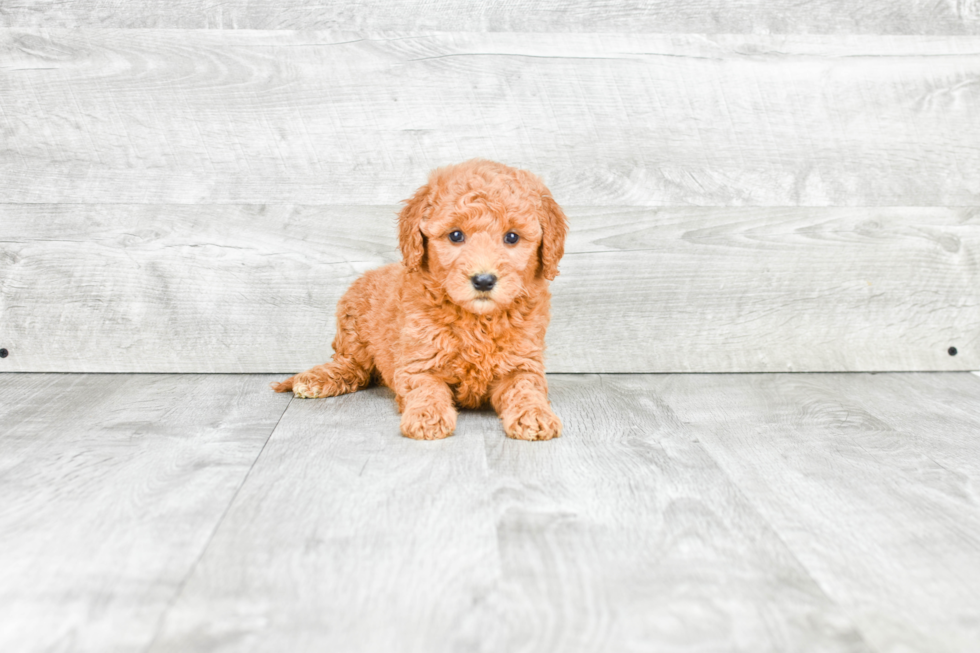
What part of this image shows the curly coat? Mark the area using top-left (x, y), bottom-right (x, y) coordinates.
top-left (272, 160), bottom-right (568, 440)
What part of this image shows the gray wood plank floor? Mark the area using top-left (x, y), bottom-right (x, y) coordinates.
top-left (2, 372), bottom-right (979, 652)
top-left (0, 374), bottom-right (290, 653)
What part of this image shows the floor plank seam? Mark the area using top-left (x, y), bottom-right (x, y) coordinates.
top-left (139, 391), bottom-right (294, 653)
top-left (680, 426), bottom-right (881, 652)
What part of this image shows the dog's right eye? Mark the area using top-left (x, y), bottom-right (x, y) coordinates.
top-left (448, 230), bottom-right (465, 243)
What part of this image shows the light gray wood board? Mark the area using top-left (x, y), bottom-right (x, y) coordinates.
top-left (149, 376), bottom-right (870, 653)
top-left (826, 372), bottom-right (980, 479)
top-left (3, 30), bottom-right (980, 206)
top-left (548, 206), bottom-right (979, 373)
top-left (0, 373), bottom-right (290, 653)
top-left (1, 205), bottom-right (976, 373)
top-left (147, 385), bottom-right (502, 653)
top-left (652, 372), bottom-right (980, 653)
top-left (471, 374), bottom-right (870, 653)
top-left (4, 0), bottom-right (980, 33)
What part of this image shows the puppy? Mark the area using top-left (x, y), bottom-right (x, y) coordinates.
top-left (272, 159), bottom-right (567, 441)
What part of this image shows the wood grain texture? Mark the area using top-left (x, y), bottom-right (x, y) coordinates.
top-left (469, 374), bottom-right (870, 653)
top-left (821, 372), bottom-right (980, 479)
top-left (2, 371), bottom-right (978, 651)
top-left (548, 206), bottom-right (980, 373)
top-left (2, 30), bottom-right (980, 206)
top-left (0, 373), bottom-right (290, 653)
top-left (149, 376), bottom-right (870, 653)
top-left (3, 0), bottom-right (980, 33)
top-left (147, 385), bottom-right (501, 653)
top-left (1, 205), bottom-right (976, 373)
top-left (653, 372), bottom-right (980, 653)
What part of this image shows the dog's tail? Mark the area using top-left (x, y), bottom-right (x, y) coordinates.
top-left (270, 376), bottom-right (295, 393)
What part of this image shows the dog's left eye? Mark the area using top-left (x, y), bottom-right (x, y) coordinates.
top-left (448, 230), bottom-right (465, 243)
top-left (504, 232), bottom-right (520, 245)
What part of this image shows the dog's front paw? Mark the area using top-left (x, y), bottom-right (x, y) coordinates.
top-left (401, 403), bottom-right (457, 440)
top-left (502, 405), bottom-right (562, 441)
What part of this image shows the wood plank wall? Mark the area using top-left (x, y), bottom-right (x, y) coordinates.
top-left (5, 1), bottom-right (980, 32)
top-left (1, 4), bottom-right (978, 373)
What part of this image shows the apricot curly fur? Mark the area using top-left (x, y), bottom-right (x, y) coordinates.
top-left (272, 160), bottom-right (568, 441)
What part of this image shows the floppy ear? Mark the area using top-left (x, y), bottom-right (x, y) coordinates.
top-left (398, 183), bottom-right (431, 272)
top-left (539, 194), bottom-right (568, 281)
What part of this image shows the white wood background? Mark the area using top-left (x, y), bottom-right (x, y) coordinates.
top-left (0, 17), bottom-right (978, 373)
top-left (1, 204), bottom-right (976, 372)
top-left (3, 31), bottom-right (980, 206)
top-left (3, 1), bottom-right (980, 32)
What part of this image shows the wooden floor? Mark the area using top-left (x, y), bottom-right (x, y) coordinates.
top-left (2, 372), bottom-right (979, 653)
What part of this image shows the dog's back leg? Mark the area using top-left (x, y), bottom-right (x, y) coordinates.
top-left (271, 293), bottom-right (375, 397)
top-left (270, 356), bottom-right (371, 397)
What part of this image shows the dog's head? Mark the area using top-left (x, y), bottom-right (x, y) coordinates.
top-left (398, 160), bottom-right (568, 314)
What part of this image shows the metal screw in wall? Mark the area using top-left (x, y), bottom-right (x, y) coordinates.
top-left (0, 348), bottom-right (7, 358)
top-left (948, 346), bottom-right (958, 356)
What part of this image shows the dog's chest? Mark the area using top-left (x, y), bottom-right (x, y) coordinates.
top-left (443, 318), bottom-right (510, 407)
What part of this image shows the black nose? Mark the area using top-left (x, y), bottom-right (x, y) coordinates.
top-left (471, 273), bottom-right (497, 292)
